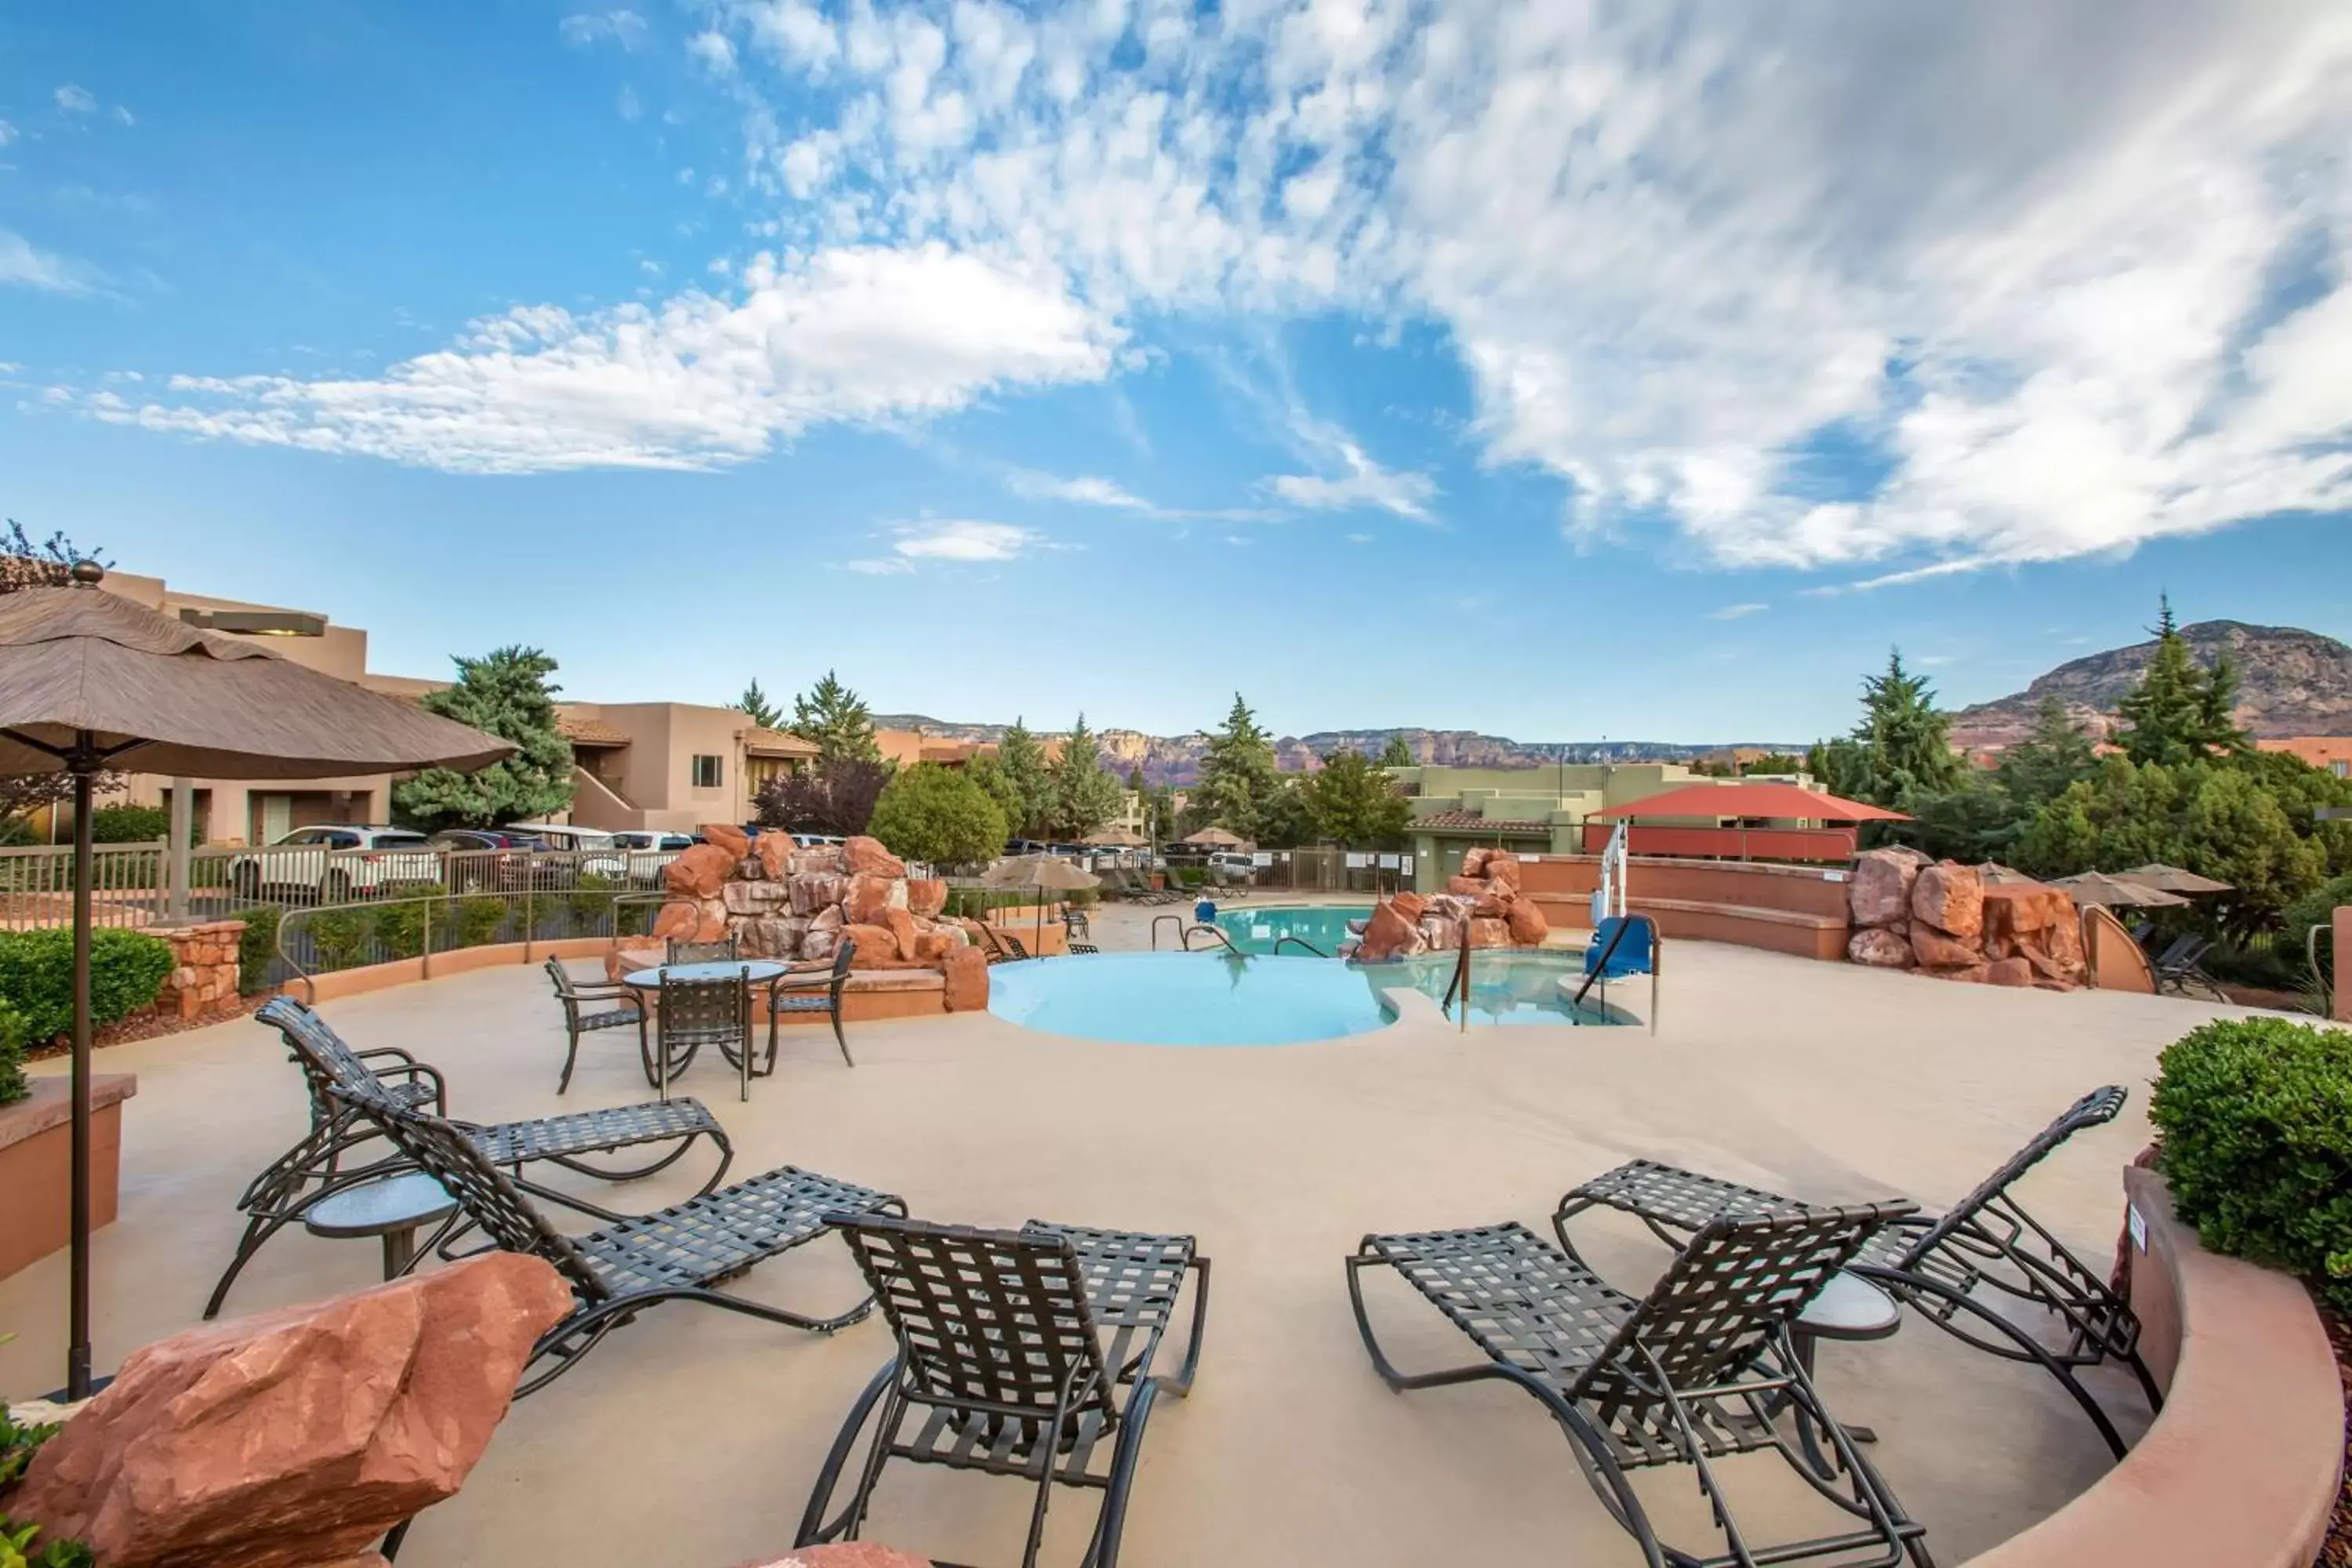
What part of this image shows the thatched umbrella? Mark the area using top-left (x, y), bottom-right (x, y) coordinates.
top-left (1181, 826), bottom-right (1249, 848)
top-left (2045, 871), bottom-right (2193, 910)
top-left (0, 566), bottom-right (513, 1397)
top-left (983, 852), bottom-right (1099, 949)
top-left (2113, 862), bottom-right (2234, 896)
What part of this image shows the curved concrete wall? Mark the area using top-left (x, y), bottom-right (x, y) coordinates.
top-left (1962, 1166), bottom-right (2342, 1567)
top-left (1518, 855), bottom-right (1853, 960)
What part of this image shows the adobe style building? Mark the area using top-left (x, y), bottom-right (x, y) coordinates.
top-left (558, 705), bottom-right (817, 833)
top-left (2257, 736), bottom-right (2352, 778)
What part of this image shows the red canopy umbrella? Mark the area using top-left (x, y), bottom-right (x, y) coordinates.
top-left (1589, 782), bottom-right (1911, 822)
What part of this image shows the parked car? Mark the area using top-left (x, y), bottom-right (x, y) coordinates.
top-left (227, 826), bottom-right (439, 902)
top-left (426, 829), bottom-right (547, 892)
top-left (608, 829), bottom-right (695, 885)
top-left (1205, 851), bottom-right (1259, 885)
top-left (503, 822), bottom-right (629, 880)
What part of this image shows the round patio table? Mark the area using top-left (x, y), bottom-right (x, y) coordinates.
top-left (622, 961), bottom-right (791, 1095)
top-left (1788, 1270), bottom-right (1901, 1475)
top-left (304, 1172), bottom-right (457, 1281)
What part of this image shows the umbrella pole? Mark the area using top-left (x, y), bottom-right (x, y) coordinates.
top-left (68, 742), bottom-right (95, 1400)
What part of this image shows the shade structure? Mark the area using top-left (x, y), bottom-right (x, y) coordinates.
top-left (982, 853), bottom-right (1101, 949)
top-left (0, 566), bottom-right (514, 1400)
top-left (1588, 782), bottom-right (1911, 822)
top-left (2045, 872), bottom-right (2194, 909)
top-left (1976, 862), bottom-right (2042, 886)
top-left (1082, 826), bottom-right (1147, 848)
top-left (2112, 862), bottom-right (2234, 896)
top-left (1181, 826), bottom-right (1251, 847)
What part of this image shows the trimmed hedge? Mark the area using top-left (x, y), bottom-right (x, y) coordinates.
top-left (233, 906), bottom-right (280, 995)
top-left (0, 1000), bottom-right (27, 1105)
top-left (0, 928), bottom-right (175, 1046)
top-left (2151, 1016), bottom-right (2352, 1310)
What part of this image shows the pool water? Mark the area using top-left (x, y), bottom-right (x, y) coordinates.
top-left (989, 951), bottom-right (1392, 1045)
top-left (1363, 949), bottom-right (1627, 1026)
top-left (1213, 904), bottom-right (1374, 956)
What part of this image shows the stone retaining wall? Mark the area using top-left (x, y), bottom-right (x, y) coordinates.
top-left (151, 920), bottom-right (245, 1020)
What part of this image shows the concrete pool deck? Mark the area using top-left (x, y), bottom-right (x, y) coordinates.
top-left (0, 933), bottom-right (2270, 1567)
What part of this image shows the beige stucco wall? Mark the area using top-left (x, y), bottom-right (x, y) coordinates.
top-left (557, 702), bottom-right (766, 833)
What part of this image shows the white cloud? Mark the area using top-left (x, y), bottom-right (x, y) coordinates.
top-left (1005, 469), bottom-right (1152, 510)
top-left (0, 121), bottom-right (15, 146)
top-left (617, 85), bottom-right (642, 121)
top-left (79, 245), bottom-right (1118, 472)
top-left (686, 31), bottom-right (738, 75)
top-left (559, 10), bottom-right (647, 49)
top-left (690, 0), bottom-right (2352, 574)
top-left (849, 517), bottom-right (1044, 571)
top-left (53, 85), bottom-right (95, 114)
top-left (1708, 603), bottom-right (1770, 620)
top-left (112, 105), bottom-right (135, 128)
top-left (0, 231), bottom-right (96, 294)
top-left (1269, 440), bottom-right (1437, 521)
top-left (1345, 532), bottom-right (1373, 544)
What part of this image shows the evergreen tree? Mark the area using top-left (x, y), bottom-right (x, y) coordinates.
top-left (1047, 713), bottom-right (1123, 840)
top-left (738, 677), bottom-right (782, 729)
top-left (2191, 648), bottom-right (2252, 758)
top-left (787, 670), bottom-right (880, 763)
top-left (991, 719), bottom-right (1054, 838)
top-left (2116, 597), bottom-right (2210, 768)
top-left (1298, 749), bottom-right (1412, 846)
top-left (1377, 735), bottom-right (1415, 768)
top-left (393, 646), bottom-right (575, 828)
top-left (1254, 777), bottom-right (1316, 850)
top-left (1995, 695), bottom-right (2098, 809)
top-left (1194, 692), bottom-right (1279, 837)
top-left (1819, 649), bottom-right (1965, 809)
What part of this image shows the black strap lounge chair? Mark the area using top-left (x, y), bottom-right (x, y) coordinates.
top-left (976, 925), bottom-right (1034, 964)
top-left (797, 1214), bottom-right (1208, 1568)
top-left (667, 935), bottom-right (742, 965)
top-left (658, 967), bottom-right (755, 1101)
top-left (209, 998), bottom-right (731, 1319)
top-left (768, 938), bottom-right (857, 1068)
top-left (1554, 1085), bottom-right (2158, 1457)
top-left (2151, 935), bottom-right (2226, 1001)
top-left (1069, 942), bottom-right (1101, 955)
top-left (1350, 1204), bottom-right (1929, 1568)
top-left (1062, 905), bottom-right (1093, 942)
top-left (336, 1071), bottom-right (903, 1396)
top-left (544, 957), bottom-right (648, 1094)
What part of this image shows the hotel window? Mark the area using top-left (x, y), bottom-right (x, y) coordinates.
top-left (691, 754), bottom-right (724, 789)
top-left (2333, 760), bottom-right (2349, 778)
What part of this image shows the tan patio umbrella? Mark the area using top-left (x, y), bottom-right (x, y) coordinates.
top-left (0, 566), bottom-right (513, 1398)
top-left (2044, 872), bottom-right (2193, 910)
top-left (2112, 862), bottom-right (2234, 896)
top-left (1975, 862), bottom-right (2042, 886)
top-left (983, 852), bottom-right (1100, 949)
top-left (1181, 826), bottom-right (1250, 848)
top-left (1082, 826), bottom-right (1146, 848)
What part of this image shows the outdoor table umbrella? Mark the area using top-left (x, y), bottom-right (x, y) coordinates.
top-left (982, 852), bottom-right (1099, 949)
top-left (2112, 862), bottom-right (2234, 896)
top-left (2044, 872), bottom-right (2194, 910)
top-left (0, 565), bottom-right (514, 1398)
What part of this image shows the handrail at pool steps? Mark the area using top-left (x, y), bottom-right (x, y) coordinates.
top-left (1181, 923), bottom-right (1243, 955)
top-left (1572, 910), bottom-right (1661, 1034)
top-left (1272, 934), bottom-right (1330, 958)
top-left (1151, 913), bottom-right (1187, 950)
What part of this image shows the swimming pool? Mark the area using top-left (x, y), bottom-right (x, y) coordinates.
top-left (1362, 949), bottom-right (1626, 1026)
top-left (989, 951), bottom-right (1393, 1045)
top-left (1212, 904), bottom-right (1373, 956)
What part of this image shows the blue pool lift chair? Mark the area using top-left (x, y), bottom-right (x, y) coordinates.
top-left (1577, 913), bottom-right (1661, 1033)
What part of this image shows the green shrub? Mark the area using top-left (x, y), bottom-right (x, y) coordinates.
top-left (2150, 1016), bottom-right (2352, 1309)
top-left (2200, 938), bottom-right (2299, 991)
top-left (0, 1518), bottom-right (93, 1568)
top-left (0, 928), bottom-right (175, 1045)
top-left (86, 804), bottom-right (171, 844)
top-left (2281, 872), bottom-right (2352, 949)
top-left (456, 895), bottom-right (508, 949)
top-left (232, 906), bottom-right (280, 995)
top-left (0, 1000), bottom-right (27, 1105)
top-left (305, 909), bottom-right (370, 972)
top-left (369, 900), bottom-right (424, 960)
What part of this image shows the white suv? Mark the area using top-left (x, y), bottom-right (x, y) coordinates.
top-left (607, 829), bottom-right (695, 885)
top-left (227, 826), bottom-right (441, 902)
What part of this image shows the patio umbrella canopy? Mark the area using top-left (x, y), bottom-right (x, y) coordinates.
top-left (0, 566), bottom-right (514, 1399)
top-left (2112, 862), bottom-right (2234, 895)
top-left (2044, 872), bottom-right (2194, 909)
top-left (1588, 782), bottom-right (1911, 822)
top-left (1181, 826), bottom-right (1250, 848)
top-left (982, 853), bottom-right (1101, 949)
top-left (1082, 826), bottom-right (1146, 848)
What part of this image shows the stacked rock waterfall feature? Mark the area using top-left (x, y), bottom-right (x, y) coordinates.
top-left (1348, 846), bottom-right (1551, 963)
top-left (1843, 848), bottom-right (2085, 989)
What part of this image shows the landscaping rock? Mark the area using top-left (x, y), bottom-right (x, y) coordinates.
top-left (1468, 917), bottom-right (1511, 949)
top-left (664, 843), bottom-right (738, 899)
top-left (604, 946), bottom-right (662, 984)
top-left (800, 929), bottom-right (836, 962)
top-left (695, 898), bottom-right (729, 942)
top-left (1483, 855), bottom-right (1523, 891)
top-left (721, 880), bottom-right (787, 915)
top-left (1444, 874), bottom-right (1486, 897)
top-left (1848, 848), bottom-right (1920, 927)
top-left (700, 822), bottom-right (751, 859)
top-left (1460, 847), bottom-right (1496, 877)
top-left (808, 905), bottom-right (843, 933)
top-left (1847, 927), bottom-right (1915, 967)
top-left (1504, 898), bottom-right (1550, 946)
top-left (1985, 956), bottom-right (2034, 986)
top-left (840, 924), bottom-right (901, 968)
top-left (844, 837), bottom-right (906, 878)
top-left (1389, 891), bottom-right (1426, 924)
top-left (883, 909), bottom-right (922, 961)
top-left (1910, 924), bottom-right (1981, 969)
top-left (1980, 884), bottom-right (2067, 937)
top-left (1418, 915), bottom-right (1463, 954)
top-left (1356, 899), bottom-right (1424, 964)
top-left (755, 831), bottom-right (796, 880)
top-left (12, 1254), bottom-right (569, 1568)
top-left (790, 872), bottom-right (846, 916)
top-left (1910, 861), bottom-right (1984, 938)
top-left (905, 878), bottom-right (948, 919)
top-left (844, 873), bottom-right (898, 926)
top-left (1921, 962), bottom-right (1992, 984)
top-left (942, 949), bottom-right (988, 1011)
top-left (651, 900), bottom-right (699, 943)
top-left (793, 844), bottom-right (844, 877)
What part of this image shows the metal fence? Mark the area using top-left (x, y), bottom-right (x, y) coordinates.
top-left (0, 843), bottom-right (679, 933)
top-left (270, 884), bottom-right (668, 993)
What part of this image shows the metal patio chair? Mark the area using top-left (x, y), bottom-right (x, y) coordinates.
top-left (1555, 1085), bottom-right (2158, 1457)
top-left (1350, 1204), bottom-right (1929, 1568)
top-left (667, 934), bottom-right (742, 966)
top-left (767, 936), bottom-right (857, 1069)
top-left (2151, 935), bottom-right (2227, 1001)
top-left (544, 956), bottom-right (648, 1094)
top-left (209, 998), bottom-right (732, 1319)
top-left (797, 1214), bottom-right (1209, 1568)
top-left (659, 967), bottom-right (754, 1101)
top-left (332, 1072), bottom-right (904, 1396)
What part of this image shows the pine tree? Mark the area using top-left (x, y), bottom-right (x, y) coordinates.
top-left (787, 670), bottom-right (880, 764)
top-left (1377, 735), bottom-right (1415, 768)
top-left (1298, 749), bottom-right (1412, 846)
top-left (2116, 597), bottom-right (2250, 767)
top-left (1995, 695), bottom-right (2098, 809)
top-left (1047, 713), bottom-right (1124, 840)
top-left (1831, 649), bottom-right (1965, 807)
top-left (393, 646), bottom-right (575, 828)
top-left (738, 677), bottom-right (782, 729)
top-left (1194, 692), bottom-right (1279, 838)
top-left (991, 719), bottom-right (1054, 839)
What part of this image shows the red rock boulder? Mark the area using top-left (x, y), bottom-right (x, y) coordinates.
top-left (1390, 891), bottom-right (1426, 924)
top-left (664, 842), bottom-right (739, 899)
top-left (790, 872), bottom-right (847, 917)
top-left (1848, 848), bottom-right (1920, 927)
top-left (1910, 861), bottom-right (1984, 938)
top-left (699, 822), bottom-right (751, 859)
top-left (1847, 927), bottom-right (1914, 967)
top-left (1981, 883), bottom-right (2068, 939)
top-left (1444, 874), bottom-right (1486, 897)
top-left (942, 948), bottom-right (988, 1012)
top-left (1922, 962), bottom-right (1992, 984)
top-left (651, 900), bottom-right (699, 943)
top-left (1504, 898), bottom-right (1549, 946)
top-left (755, 830), bottom-right (797, 880)
top-left (844, 836), bottom-right (906, 878)
top-left (1356, 899), bottom-right (1425, 964)
top-left (1460, 847), bottom-right (1496, 878)
top-left (604, 946), bottom-right (662, 984)
top-left (1483, 855), bottom-right (1523, 891)
top-left (13, 1255), bottom-right (570, 1568)
top-left (905, 878), bottom-right (948, 919)
top-left (840, 924), bottom-right (902, 968)
top-left (1468, 917), bottom-right (1511, 949)
top-left (1910, 924), bottom-right (1980, 969)
top-left (883, 908), bottom-right (922, 961)
top-left (844, 873), bottom-right (899, 926)
top-left (1985, 955), bottom-right (2034, 987)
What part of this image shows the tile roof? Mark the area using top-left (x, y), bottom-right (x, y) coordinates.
top-left (559, 718), bottom-right (630, 746)
top-left (742, 727), bottom-right (822, 757)
top-left (1415, 811), bottom-right (1555, 833)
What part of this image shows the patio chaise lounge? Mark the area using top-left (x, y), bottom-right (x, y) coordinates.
top-left (797, 1214), bottom-right (1210, 1568)
top-left (208, 997), bottom-right (734, 1319)
top-left (1349, 1203), bottom-right (1929, 1568)
top-left (1554, 1085), bottom-right (2158, 1457)
top-left (335, 1067), bottom-right (906, 1396)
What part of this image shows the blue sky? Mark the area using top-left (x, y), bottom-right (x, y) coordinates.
top-left (4, 1), bottom-right (2348, 745)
